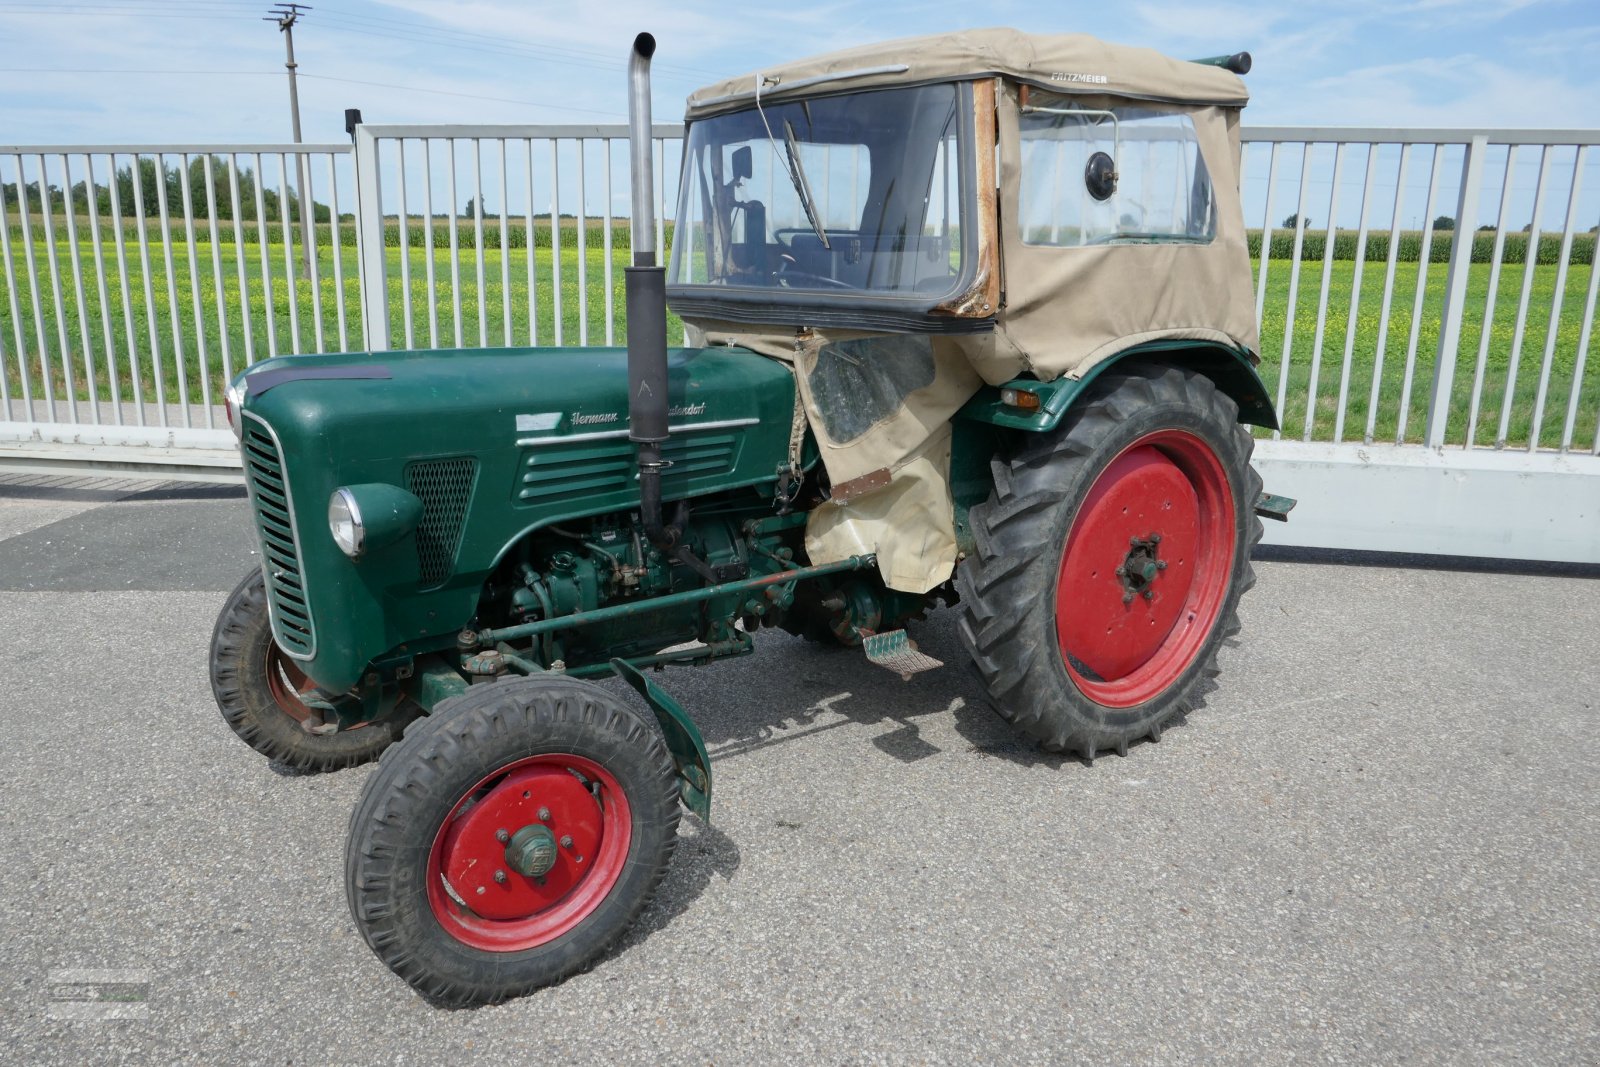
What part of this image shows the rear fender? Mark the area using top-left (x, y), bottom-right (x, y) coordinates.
top-left (957, 342), bottom-right (1279, 433)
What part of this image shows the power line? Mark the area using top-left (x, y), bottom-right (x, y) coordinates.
top-left (0, 67), bottom-right (637, 119)
top-left (301, 10), bottom-right (709, 86)
top-left (0, 67), bottom-right (277, 74)
top-left (305, 8), bottom-right (713, 82)
top-left (0, 9), bottom-right (250, 19)
top-left (0, 1), bottom-right (714, 85)
top-left (295, 72), bottom-right (629, 119)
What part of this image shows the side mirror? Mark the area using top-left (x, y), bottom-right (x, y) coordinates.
top-left (1085, 151), bottom-right (1117, 201)
top-left (731, 145), bottom-right (753, 182)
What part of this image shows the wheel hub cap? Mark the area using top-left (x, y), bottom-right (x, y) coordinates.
top-left (505, 823), bottom-right (558, 879)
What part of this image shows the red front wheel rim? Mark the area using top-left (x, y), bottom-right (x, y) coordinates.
top-left (1055, 429), bottom-right (1235, 709)
top-left (263, 643), bottom-right (371, 733)
top-left (426, 753), bottom-right (632, 952)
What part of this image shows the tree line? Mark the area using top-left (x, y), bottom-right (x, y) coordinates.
top-left (0, 156), bottom-right (332, 224)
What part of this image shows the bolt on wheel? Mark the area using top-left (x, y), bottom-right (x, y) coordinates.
top-left (345, 675), bottom-right (681, 1006)
top-left (1055, 429), bottom-right (1235, 708)
top-left (956, 364), bottom-right (1262, 759)
top-left (426, 753), bottom-right (632, 952)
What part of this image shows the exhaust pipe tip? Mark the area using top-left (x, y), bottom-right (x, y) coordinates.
top-left (633, 32), bottom-right (656, 60)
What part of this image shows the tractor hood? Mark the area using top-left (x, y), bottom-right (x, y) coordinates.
top-left (232, 345), bottom-right (798, 693)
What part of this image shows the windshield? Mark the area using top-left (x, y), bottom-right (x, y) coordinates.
top-left (668, 83), bottom-right (970, 306)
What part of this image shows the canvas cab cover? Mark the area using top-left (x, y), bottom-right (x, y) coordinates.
top-left (669, 28), bottom-right (1259, 592)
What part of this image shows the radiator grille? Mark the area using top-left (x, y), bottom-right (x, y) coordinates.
top-left (407, 457), bottom-right (477, 586)
top-left (241, 420), bottom-right (314, 656)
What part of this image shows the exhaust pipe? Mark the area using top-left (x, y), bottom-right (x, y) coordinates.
top-left (625, 32), bottom-right (674, 546)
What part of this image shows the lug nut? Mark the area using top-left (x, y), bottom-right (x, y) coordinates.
top-left (493, 870), bottom-right (507, 884)
top-left (538, 807), bottom-right (551, 821)
top-left (1114, 566), bottom-right (1126, 577)
top-left (495, 829), bottom-right (510, 843)
top-left (560, 835), bottom-right (574, 849)
top-left (1156, 560), bottom-right (1168, 570)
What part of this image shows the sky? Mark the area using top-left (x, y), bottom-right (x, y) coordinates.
top-left (2, 0), bottom-right (1597, 142)
top-left (1, 0), bottom-right (1597, 231)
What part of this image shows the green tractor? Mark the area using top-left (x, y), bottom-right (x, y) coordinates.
top-left (210, 29), bottom-right (1290, 1005)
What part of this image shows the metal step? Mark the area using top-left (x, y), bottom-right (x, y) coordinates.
top-left (862, 629), bottom-right (943, 680)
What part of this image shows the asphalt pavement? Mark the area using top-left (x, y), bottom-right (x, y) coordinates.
top-left (0, 475), bottom-right (1596, 1064)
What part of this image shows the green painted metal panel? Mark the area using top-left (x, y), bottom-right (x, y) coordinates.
top-left (956, 342), bottom-right (1279, 433)
top-left (610, 658), bottom-right (713, 821)
top-left (237, 345), bottom-right (796, 693)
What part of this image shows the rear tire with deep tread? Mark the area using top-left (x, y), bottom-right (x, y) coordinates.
top-left (345, 675), bottom-right (681, 1007)
top-left (955, 363), bottom-right (1263, 758)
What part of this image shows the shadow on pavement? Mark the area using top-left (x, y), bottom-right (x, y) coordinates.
top-left (1256, 544), bottom-right (1600, 579)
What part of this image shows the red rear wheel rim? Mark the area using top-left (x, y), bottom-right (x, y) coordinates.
top-left (426, 754), bottom-right (632, 952)
top-left (1055, 429), bottom-right (1234, 709)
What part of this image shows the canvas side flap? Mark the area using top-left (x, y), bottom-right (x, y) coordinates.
top-left (804, 423), bottom-right (957, 594)
top-left (793, 332), bottom-right (982, 485)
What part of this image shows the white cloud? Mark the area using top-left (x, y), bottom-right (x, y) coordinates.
top-left (1298, 54), bottom-right (1600, 127)
top-left (1131, 2), bottom-right (1290, 44)
top-left (1, 1), bottom-right (1596, 142)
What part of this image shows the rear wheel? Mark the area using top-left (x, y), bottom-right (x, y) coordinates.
top-left (345, 676), bottom-right (681, 1006)
top-left (209, 569), bottom-right (414, 772)
top-left (956, 364), bottom-right (1262, 758)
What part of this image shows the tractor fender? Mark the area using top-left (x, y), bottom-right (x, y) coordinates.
top-left (956, 341), bottom-right (1279, 433)
top-left (610, 658), bottom-right (712, 822)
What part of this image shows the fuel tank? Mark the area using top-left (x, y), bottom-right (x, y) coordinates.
top-left (234, 344), bottom-right (796, 692)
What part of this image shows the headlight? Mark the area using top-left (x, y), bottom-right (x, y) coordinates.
top-left (224, 380), bottom-right (247, 441)
top-left (328, 488), bottom-right (365, 559)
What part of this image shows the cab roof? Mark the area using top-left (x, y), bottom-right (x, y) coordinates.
top-left (684, 27), bottom-right (1250, 119)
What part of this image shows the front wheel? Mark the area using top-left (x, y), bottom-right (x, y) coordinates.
top-left (955, 364), bottom-right (1262, 759)
top-left (345, 676), bottom-right (681, 1006)
top-left (209, 569), bottom-right (414, 772)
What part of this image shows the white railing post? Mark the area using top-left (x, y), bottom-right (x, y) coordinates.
top-left (1423, 136), bottom-right (1488, 451)
top-left (352, 123), bottom-right (391, 351)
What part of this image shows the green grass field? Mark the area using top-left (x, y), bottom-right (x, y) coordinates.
top-left (2, 232), bottom-right (1596, 451)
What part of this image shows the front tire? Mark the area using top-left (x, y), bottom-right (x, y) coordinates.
top-left (955, 364), bottom-right (1262, 759)
top-left (209, 569), bottom-right (412, 772)
top-left (345, 676), bottom-right (681, 1006)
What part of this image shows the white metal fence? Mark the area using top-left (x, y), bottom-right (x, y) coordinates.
top-left (0, 143), bottom-right (359, 434)
top-left (347, 123), bottom-right (683, 354)
top-left (2, 124), bottom-right (1597, 561)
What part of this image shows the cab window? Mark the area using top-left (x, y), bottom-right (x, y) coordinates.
top-left (1018, 95), bottom-right (1216, 247)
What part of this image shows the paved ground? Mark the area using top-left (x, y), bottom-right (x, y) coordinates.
top-left (0, 476), bottom-right (1595, 1064)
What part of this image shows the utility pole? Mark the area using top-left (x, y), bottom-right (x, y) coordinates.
top-left (266, 3), bottom-right (315, 275)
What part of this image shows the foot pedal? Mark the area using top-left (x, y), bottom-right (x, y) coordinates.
top-left (863, 630), bottom-right (943, 680)
top-left (1254, 491), bottom-right (1297, 522)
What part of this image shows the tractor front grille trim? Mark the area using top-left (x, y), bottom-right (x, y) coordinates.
top-left (241, 413), bottom-right (315, 658)
top-left (517, 433), bottom-right (740, 502)
top-left (407, 457), bottom-right (478, 587)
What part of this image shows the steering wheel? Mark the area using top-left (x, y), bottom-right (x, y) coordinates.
top-left (776, 253), bottom-right (854, 290)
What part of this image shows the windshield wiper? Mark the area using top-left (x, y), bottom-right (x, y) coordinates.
top-left (781, 120), bottom-right (831, 250)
